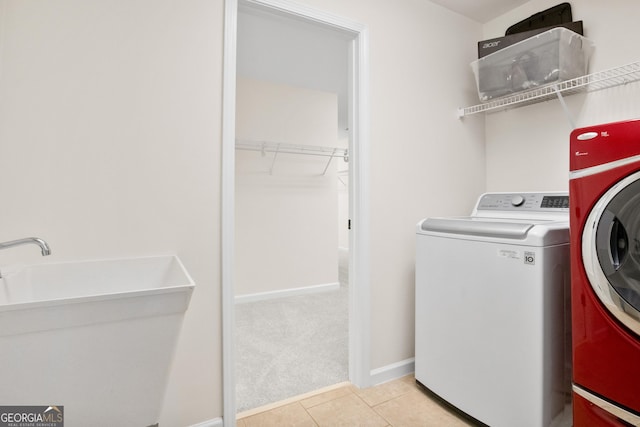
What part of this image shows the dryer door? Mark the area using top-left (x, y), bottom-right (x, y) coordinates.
top-left (583, 170), bottom-right (640, 336)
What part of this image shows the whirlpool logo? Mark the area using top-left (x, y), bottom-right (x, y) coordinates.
top-left (0, 406), bottom-right (63, 427)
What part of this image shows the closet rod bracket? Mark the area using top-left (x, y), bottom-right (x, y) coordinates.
top-left (269, 144), bottom-right (280, 175)
top-left (322, 148), bottom-right (338, 175)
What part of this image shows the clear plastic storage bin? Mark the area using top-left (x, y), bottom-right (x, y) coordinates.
top-left (471, 27), bottom-right (594, 102)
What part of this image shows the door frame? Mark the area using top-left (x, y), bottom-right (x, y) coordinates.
top-left (221, 0), bottom-right (371, 424)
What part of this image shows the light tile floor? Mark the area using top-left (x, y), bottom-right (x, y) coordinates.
top-left (237, 375), bottom-right (477, 427)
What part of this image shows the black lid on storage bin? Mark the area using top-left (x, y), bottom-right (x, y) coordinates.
top-left (505, 3), bottom-right (573, 35)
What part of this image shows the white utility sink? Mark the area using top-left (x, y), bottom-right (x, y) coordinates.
top-left (0, 255), bottom-right (195, 427)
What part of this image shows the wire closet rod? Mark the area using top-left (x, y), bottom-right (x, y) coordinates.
top-left (236, 140), bottom-right (348, 159)
top-left (235, 139), bottom-right (349, 175)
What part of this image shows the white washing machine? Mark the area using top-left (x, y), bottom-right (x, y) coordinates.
top-left (415, 192), bottom-right (571, 427)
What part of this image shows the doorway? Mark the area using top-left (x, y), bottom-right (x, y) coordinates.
top-left (221, 0), bottom-right (370, 424)
top-left (234, 2), bottom-right (350, 413)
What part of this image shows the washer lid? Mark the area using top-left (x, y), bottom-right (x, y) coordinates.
top-left (421, 217), bottom-right (534, 239)
top-left (417, 216), bottom-right (569, 246)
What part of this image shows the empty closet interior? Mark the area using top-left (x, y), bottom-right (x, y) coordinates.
top-left (234, 3), bottom-right (351, 412)
top-left (234, 77), bottom-right (348, 300)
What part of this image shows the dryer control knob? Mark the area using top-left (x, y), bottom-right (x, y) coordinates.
top-left (511, 195), bottom-right (525, 207)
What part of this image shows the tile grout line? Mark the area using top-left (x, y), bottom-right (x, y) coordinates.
top-left (237, 374), bottom-right (478, 427)
top-left (237, 381), bottom-right (352, 419)
top-left (368, 393), bottom-right (411, 427)
top-left (306, 388), bottom-right (394, 427)
top-left (301, 402), bottom-right (321, 427)
top-left (301, 385), bottom-right (358, 426)
top-left (365, 388), bottom-right (415, 408)
top-left (358, 392), bottom-right (398, 427)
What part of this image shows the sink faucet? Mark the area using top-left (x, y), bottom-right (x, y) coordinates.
top-left (0, 237), bottom-right (51, 256)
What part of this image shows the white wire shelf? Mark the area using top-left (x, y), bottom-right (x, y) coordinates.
top-left (458, 61), bottom-right (640, 118)
top-left (235, 139), bottom-right (348, 175)
top-left (236, 140), bottom-right (348, 159)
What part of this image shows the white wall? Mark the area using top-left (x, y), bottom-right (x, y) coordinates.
top-left (0, 1), bottom-right (223, 425)
top-left (235, 77), bottom-right (340, 296)
top-left (291, 0), bottom-right (486, 371)
top-left (0, 0), bottom-right (485, 424)
top-left (484, 0), bottom-right (640, 191)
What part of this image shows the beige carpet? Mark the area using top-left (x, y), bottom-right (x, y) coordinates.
top-left (235, 286), bottom-right (349, 412)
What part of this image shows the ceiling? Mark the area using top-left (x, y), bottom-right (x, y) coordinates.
top-left (428, 0), bottom-right (530, 23)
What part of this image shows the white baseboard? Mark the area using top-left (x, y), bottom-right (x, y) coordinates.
top-left (235, 282), bottom-right (340, 304)
top-left (369, 357), bottom-right (415, 386)
top-left (188, 417), bottom-right (223, 427)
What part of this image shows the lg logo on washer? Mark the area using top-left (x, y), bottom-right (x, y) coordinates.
top-left (524, 251), bottom-right (536, 265)
top-left (497, 249), bottom-right (535, 265)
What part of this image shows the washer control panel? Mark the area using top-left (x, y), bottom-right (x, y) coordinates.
top-left (477, 193), bottom-right (569, 212)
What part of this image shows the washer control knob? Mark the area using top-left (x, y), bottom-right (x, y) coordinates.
top-left (511, 195), bottom-right (525, 207)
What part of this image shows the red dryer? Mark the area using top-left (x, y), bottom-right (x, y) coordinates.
top-left (570, 119), bottom-right (640, 426)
